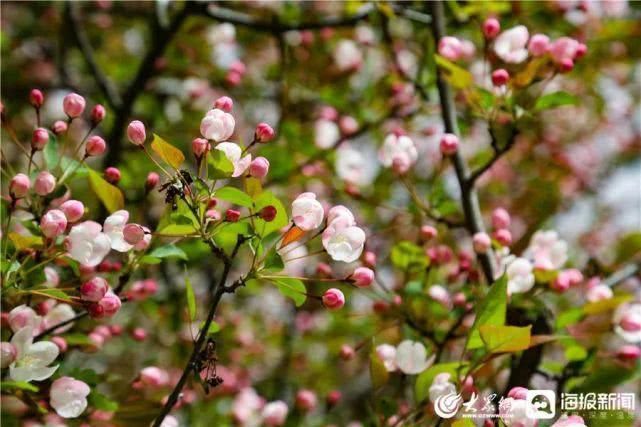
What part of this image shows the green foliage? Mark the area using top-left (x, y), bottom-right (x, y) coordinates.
top-left (466, 275), bottom-right (508, 350)
top-left (390, 241), bottom-right (429, 272)
top-left (87, 169), bottom-right (124, 213)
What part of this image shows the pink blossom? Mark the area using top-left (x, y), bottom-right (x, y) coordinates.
top-left (295, 389), bottom-right (317, 412)
top-left (200, 108), bottom-right (235, 142)
top-left (379, 134), bottom-right (418, 172)
top-left (214, 142), bottom-right (251, 177)
top-left (439, 133), bottom-right (459, 156)
top-left (80, 277), bottom-right (108, 302)
top-left (50, 376), bottom-right (90, 418)
top-left (292, 192), bottom-right (324, 231)
top-left (255, 122), bottom-right (275, 143)
top-left (549, 37), bottom-right (580, 63)
top-left (473, 232), bottom-right (492, 253)
top-left (9, 174), bottom-right (30, 198)
top-left (482, 18), bottom-right (500, 39)
top-left (249, 157), bottom-right (270, 178)
top-left (438, 36), bottom-right (463, 61)
top-left (85, 135), bottom-right (106, 157)
top-left (420, 225), bottom-right (438, 240)
top-left (65, 221), bottom-right (111, 267)
top-left (123, 223), bottom-right (145, 245)
top-left (34, 171), bottom-right (56, 196)
top-left (29, 89), bottom-right (44, 108)
top-left (63, 93), bottom-right (86, 118)
top-left (351, 267), bottom-right (374, 288)
top-left (127, 120), bottom-right (146, 146)
top-left (322, 288), bottom-right (345, 310)
top-left (31, 128), bottom-right (49, 150)
top-left (41, 209), bottom-right (67, 238)
top-left (492, 69), bottom-right (510, 86)
top-left (493, 25), bottom-right (529, 63)
top-left (191, 138), bottom-right (209, 158)
top-left (491, 208), bottom-right (511, 229)
top-left (0, 342), bottom-right (17, 368)
top-left (528, 34), bottom-right (550, 56)
top-left (91, 104), bottom-right (106, 124)
top-left (60, 200), bottom-right (84, 222)
top-left (213, 96), bottom-right (233, 112)
top-left (103, 167), bottom-right (121, 184)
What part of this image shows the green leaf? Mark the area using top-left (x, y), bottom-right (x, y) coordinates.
top-left (43, 132), bottom-right (59, 169)
top-left (270, 277), bottom-right (307, 307)
top-left (147, 244), bottom-right (188, 260)
top-left (264, 250), bottom-right (284, 272)
top-left (415, 362), bottom-right (468, 402)
top-left (584, 294), bottom-right (632, 315)
top-left (215, 186), bottom-right (253, 207)
top-left (479, 325), bottom-right (532, 353)
top-left (390, 241), bottom-right (428, 272)
top-left (151, 133), bottom-right (185, 169)
top-left (207, 321), bottom-right (221, 335)
top-left (208, 148), bottom-right (234, 179)
top-left (466, 274), bottom-right (508, 350)
top-left (573, 363), bottom-right (640, 394)
top-left (0, 381), bottom-right (39, 392)
top-left (89, 391), bottom-right (119, 412)
top-left (87, 169), bottom-right (124, 213)
top-left (30, 288), bottom-right (72, 303)
top-left (157, 223), bottom-right (198, 236)
top-left (253, 191), bottom-right (288, 237)
top-left (63, 334), bottom-right (94, 346)
top-left (184, 271), bottom-right (196, 321)
top-left (369, 350), bottom-right (389, 389)
top-left (8, 233), bottom-right (43, 250)
top-left (534, 91), bottom-right (578, 111)
top-left (435, 54), bottom-right (473, 89)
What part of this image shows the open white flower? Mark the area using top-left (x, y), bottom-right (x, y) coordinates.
top-left (314, 119), bottom-right (340, 149)
top-left (375, 344), bottom-right (397, 372)
top-left (395, 340), bottom-right (434, 375)
top-left (523, 230), bottom-right (568, 270)
top-left (333, 39), bottom-right (362, 71)
top-left (214, 142), bottom-right (252, 177)
top-left (335, 144), bottom-right (379, 187)
top-left (493, 26), bottom-right (529, 63)
top-left (429, 372), bottom-right (456, 402)
top-left (322, 218), bottom-right (366, 263)
top-left (66, 221), bottom-right (111, 267)
top-left (104, 210), bottom-right (133, 252)
top-left (9, 326), bottom-right (59, 382)
top-left (50, 376), bottom-right (91, 418)
top-left (291, 193), bottom-right (324, 231)
top-left (8, 305), bottom-right (42, 333)
top-left (200, 108), bottom-right (235, 142)
top-left (613, 302), bottom-right (641, 343)
top-left (378, 134), bottom-right (418, 173)
top-left (506, 257), bottom-right (535, 295)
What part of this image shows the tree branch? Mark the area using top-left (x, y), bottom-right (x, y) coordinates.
top-left (429, 2), bottom-right (496, 285)
top-left (467, 126), bottom-right (518, 186)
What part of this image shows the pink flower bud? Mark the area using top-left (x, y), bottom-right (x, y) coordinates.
top-left (31, 128), bottom-right (49, 151)
top-left (295, 389), bottom-right (317, 412)
top-left (91, 104), bottom-right (106, 125)
top-left (558, 58), bottom-right (574, 73)
top-left (60, 200), bottom-right (84, 222)
top-left (249, 157), bottom-right (270, 178)
top-left (86, 303), bottom-right (105, 319)
top-left (428, 285), bottom-right (452, 308)
top-left (225, 209), bottom-right (240, 222)
top-left (616, 345), bottom-right (641, 361)
top-left (438, 36), bottom-right (463, 61)
top-left (127, 120), bottom-right (146, 146)
top-left (339, 344), bottom-right (355, 360)
top-left (63, 93), bottom-right (86, 118)
top-left (51, 336), bottom-right (68, 353)
top-left (88, 332), bottom-right (105, 349)
top-left (85, 135), bottom-right (106, 157)
top-left (473, 232), bottom-right (492, 254)
top-left (93, 325), bottom-right (112, 339)
top-left (132, 328), bottom-right (147, 341)
top-left (392, 156), bottom-right (411, 175)
top-left (482, 18), bottom-right (500, 39)
top-left (34, 171), bottom-right (56, 196)
top-left (140, 366), bottom-right (169, 387)
top-left (453, 292), bottom-right (466, 307)
top-left (225, 70), bottom-right (242, 86)
top-left (259, 205), bottom-right (277, 222)
top-left (52, 120), bottom-right (68, 135)
top-left (98, 291), bottom-right (121, 317)
top-left (363, 251), bottom-right (377, 268)
top-left (507, 387), bottom-right (528, 400)
top-left (491, 69), bottom-right (510, 86)
top-left (104, 167), bottom-right (121, 184)
top-left (316, 262), bottom-right (332, 277)
top-left (123, 223), bottom-right (145, 245)
top-left (491, 208), bottom-right (511, 229)
top-left (29, 89), bottom-right (44, 108)
top-left (206, 209), bottom-right (221, 221)
top-left (109, 324), bottom-right (123, 336)
top-left (319, 106), bottom-right (338, 121)
top-left (80, 277), bottom-right (109, 302)
top-left (620, 313), bottom-right (641, 332)
top-left (420, 225), bottom-right (438, 240)
top-left (551, 273), bottom-right (571, 292)
top-left (322, 288), bottom-right (345, 310)
top-left (213, 96), bottom-right (233, 112)
top-left (41, 209), bottom-right (68, 238)
top-left (351, 267), bottom-right (374, 288)
top-left (326, 390), bottom-right (341, 406)
top-left (255, 122), bottom-right (275, 143)
top-left (339, 116), bottom-right (358, 135)
top-left (145, 172), bottom-right (160, 192)
top-left (586, 283), bottom-right (612, 302)
top-left (575, 43), bottom-right (587, 59)
top-left (528, 34), bottom-right (550, 57)
top-left (191, 138), bottom-right (209, 158)
top-left (229, 60), bottom-right (246, 75)
top-left (493, 229), bottom-right (512, 246)
top-left (439, 133), bottom-right (459, 156)
top-left (0, 342), bottom-right (17, 368)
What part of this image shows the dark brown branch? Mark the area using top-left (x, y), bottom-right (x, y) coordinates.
top-left (34, 312), bottom-right (89, 340)
top-left (66, 2), bottom-right (123, 109)
top-left (429, 2), bottom-right (496, 285)
top-left (467, 127), bottom-right (518, 185)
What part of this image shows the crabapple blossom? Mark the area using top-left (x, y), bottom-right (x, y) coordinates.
top-left (40, 210), bottom-right (67, 239)
top-left (376, 344), bottom-right (397, 372)
top-left (60, 200), bottom-right (84, 222)
top-left (66, 221), bottom-right (111, 267)
top-left (255, 122), bottom-right (275, 143)
top-left (335, 144), bottom-right (379, 187)
top-left (200, 108), bottom-right (235, 142)
top-left (214, 142), bottom-right (251, 177)
top-left (51, 337), bottom-right (66, 353)
top-left (104, 210), bottom-right (134, 252)
top-left (528, 34), bottom-right (550, 56)
top-left (1, 342), bottom-right (17, 368)
top-left (41, 304), bottom-right (75, 334)
top-left (49, 376), bottom-right (90, 418)
top-left (295, 389), bottom-right (317, 412)
top-left (339, 345), bottom-right (355, 360)
top-left (52, 120), bottom-right (68, 134)
top-left (438, 36), bottom-right (463, 61)
top-left (586, 282), bottom-right (613, 302)
top-left (127, 120), bottom-right (146, 146)
top-left (482, 18), bottom-right (500, 39)
top-left (491, 207), bottom-right (511, 229)
top-left (428, 373), bottom-right (456, 402)
top-left (473, 232), bottom-right (492, 253)
top-left (339, 116), bottom-right (358, 135)
top-left (351, 267), bottom-right (374, 288)
top-left (379, 133), bottom-right (418, 173)
top-left (140, 366), bottom-right (170, 388)
top-left (549, 37), bottom-right (580, 63)
top-left (616, 345), bottom-right (641, 361)
top-left (507, 386), bottom-right (528, 400)
top-left (259, 205), bottom-right (277, 222)
top-left (499, 397), bottom-right (533, 427)
top-left (132, 328), bottom-right (147, 340)
top-left (8, 326), bottom-right (59, 382)
top-left (31, 128), bottom-right (49, 150)
top-left (333, 40), bottom-right (362, 71)
top-left (314, 118), bottom-right (340, 149)
top-left (123, 223), bottom-right (145, 245)
top-left (322, 288), bottom-right (345, 310)
top-left (551, 415), bottom-right (587, 427)
top-left (226, 209), bottom-right (241, 222)
top-left (394, 340), bottom-right (433, 375)
top-left (214, 95), bottom-right (233, 112)
top-left (439, 133), bottom-right (459, 156)
top-left (506, 257), bottom-right (535, 294)
top-left (491, 69), bottom-right (510, 86)
top-left (85, 135), bottom-right (106, 157)
top-left (8, 305), bottom-right (41, 333)
top-left (613, 303), bottom-right (641, 343)
top-left (34, 171), bottom-right (56, 195)
top-left (191, 137), bottom-right (209, 158)
top-left (80, 277), bottom-right (109, 302)
top-left (104, 166), bottom-right (121, 184)
top-left (62, 93), bottom-right (85, 118)
top-left (146, 172), bottom-right (160, 192)
top-left (428, 285), bottom-right (452, 308)
top-left (524, 230), bottom-right (568, 270)
top-left (323, 220), bottom-right (366, 263)
top-left (494, 229), bottom-right (512, 246)
top-left (97, 290), bottom-right (122, 317)
top-left (29, 89), bottom-right (44, 108)
top-left (10, 173), bottom-right (30, 198)
top-left (91, 104), bottom-right (106, 124)
top-left (249, 157), bottom-right (270, 178)
top-left (292, 192), bottom-right (324, 231)
top-left (262, 401), bottom-right (288, 426)
top-left (326, 390), bottom-right (341, 406)
top-left (493, 25), bottom-right (529, 63)
top-left (420, 225), bottom-right (438, 240)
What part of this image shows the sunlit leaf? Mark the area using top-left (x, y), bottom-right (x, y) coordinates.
top-left (534, 91), bottom-right (579, 111)
top-left (208, 148), bottom-right (234, 179)
top-left (87, 169), bottom-right (124, 213)
top-left (151, 133), bottom-right (185, 169)
top-left (270, 277), bottom-right (306, 307)
top-left (584, 294), bottom-right (632, 315)
top-left (434, 54), bottom-right (473, 89)
top-left (466, 274), bottom-right (508, 350)
top-left (390, 241), bottom-right (428, 272)
top-left (147, 244), bottom-right (188, 260)
top-left (370, 350), bottom-right (389, 389)
top-left (8, 233), bottom-right (43, 250)
top-left (215, 186), bottom-right (253, 207)
top-left (185, 272), bottom-right (196, 321)
top-left (480, 325), bottom-right (532, 353)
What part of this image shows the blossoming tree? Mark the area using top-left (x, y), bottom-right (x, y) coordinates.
top-left (1, 1), bottom-right (640, 427)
